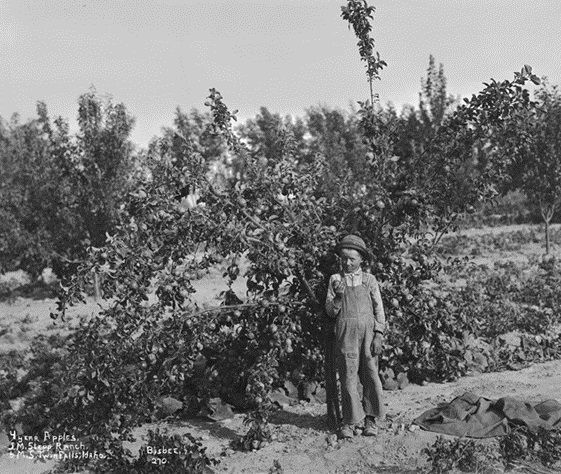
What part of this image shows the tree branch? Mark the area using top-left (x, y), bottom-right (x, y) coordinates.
top-left (296, 269), bottom-right (321, 309)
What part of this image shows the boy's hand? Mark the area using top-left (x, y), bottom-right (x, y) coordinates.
top-left (333, 280), bottom-right (345, 297)
top-left (371, 332), bottom-right (383, 356)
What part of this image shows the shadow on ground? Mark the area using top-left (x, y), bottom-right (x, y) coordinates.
top-left (269, 409), bottom-right (331, 432)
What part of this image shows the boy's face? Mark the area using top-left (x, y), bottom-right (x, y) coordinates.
top-left (340, 248), bottom-right (362, 273)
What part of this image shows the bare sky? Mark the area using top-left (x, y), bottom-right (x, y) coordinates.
top-left (2, 0), bottom-right (560, 147)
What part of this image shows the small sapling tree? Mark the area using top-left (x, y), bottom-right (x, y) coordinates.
top-left (520, 79), bottom-right (561, 254)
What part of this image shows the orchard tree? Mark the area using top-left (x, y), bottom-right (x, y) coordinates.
top-left (70, 90), bottom-right (137, 296)
top-left (341, 1), bottom-right (539, 241)
top-left (237, 106), bottom-right (307, 169)
top-left (159, 107), bottom-right (227, 167)
top-left (419, 54), bottom-right (454, 129)
top-left (0, 91), bottom-right (139, 280)
top-left (394, 55), bottom-right (456, 165)
top-left (0, 112), bottom-right (49, 275)
top-left (305, 106), bottom-right (369, 179)
top-left (74, 89), bottom-right (136, 249)
top-left (520, 79), bottom-right (561, 253)
top-left (0, 105), bottom-right (84, 278)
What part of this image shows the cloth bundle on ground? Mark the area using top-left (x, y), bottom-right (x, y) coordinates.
top-left (414, 392), bottom-right (561, 438)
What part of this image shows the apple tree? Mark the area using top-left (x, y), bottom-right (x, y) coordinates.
top-left (42, 56), bottom-right (538, 452)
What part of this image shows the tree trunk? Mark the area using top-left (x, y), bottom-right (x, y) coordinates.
top-left (93, 273), bottom-right (101, 300)
top-left (545, 219), bottom-right (550, 254)
top-left (540, 203), bottom-right (553, 255)
top-left (324, 319), bottom-right (341, 430)
top-left (297, 271), bottom-right (340, 428)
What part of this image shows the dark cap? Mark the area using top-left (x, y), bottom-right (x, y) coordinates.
top-left (336, 234), bottom-right (372, 261)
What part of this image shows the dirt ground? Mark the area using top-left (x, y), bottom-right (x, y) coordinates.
top-left (3, 359), bottom-right (561, 473)
top-left (119, 358), bottom-right (561, 474)
top-left (1, 224), bottom-right (561, 473)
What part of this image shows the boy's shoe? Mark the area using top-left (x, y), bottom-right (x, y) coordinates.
top-left (339, 424), bottom-right (354, 439)
top-left (363, 417), bottom-right (378, 437)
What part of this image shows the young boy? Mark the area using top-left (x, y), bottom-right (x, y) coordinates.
top-left (325, 234), bottom-right (386, 438)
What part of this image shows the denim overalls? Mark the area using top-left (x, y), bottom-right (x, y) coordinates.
top-left (335, 273), bottom-right (384, 425)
